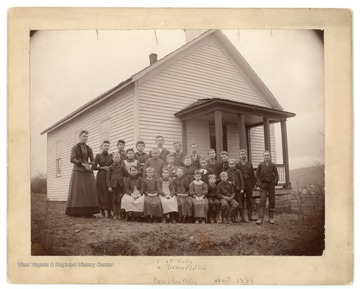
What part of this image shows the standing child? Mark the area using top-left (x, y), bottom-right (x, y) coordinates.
top-left (173, 167), bottom-right (193, 223)
top-left (227, 159), bottom-right (246, 222)
top-left (164, 153), bottom-right (178, 179)
top-left (216, 171), bottom-right (239, 224)
top-left (106, 152), bottom-right (129, 220)
top-left (237, 149), bottom-right (256, 221)
top-left (135, 140), bottom-right (149, 175)
top-left (143, 148), bottom-right (164, 179)
top-left (158, 168), bottom-right (178, 223)
top-left (94, 140), bottom-right (113, 218)
top-left (142, 167), bottom-right (163, 223)
top-left (255, 150), bottom-right (279, 225)
top-left (183, 155), bottom-right (196, 185)
top-left (189, 170), bottom-right (208, 224)
top-left (207, 149), bottom-right (221, 177)
top-left (123, 148), bottom-right (141, 175)
top-left (114, 139), bottom-right (127, 162)
top-left (220, 151), bottom-right (230, 172)
top-left (148, 135), bottom-right (170, 162)
top-left (122, 166), bottom-right (145, 221)
top-left (207, 174), bottom-right (221, 223)
top-left (199, 157), bottom-right (211, 184)
top-left (173, 142), bottom-right (186, 167)
top-left (189, 143), bottom-right (201, 169)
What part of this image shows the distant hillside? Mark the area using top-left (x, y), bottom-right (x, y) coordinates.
top-left (290, 165), bottom-right (325, 192)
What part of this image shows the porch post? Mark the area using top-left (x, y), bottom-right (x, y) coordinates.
top-left (281, 120), bottom-right (291, 188)
top-left (263, 117), bottom-right (271, 151)
top-left (214, 110), bottom-right (223, 162)
top-left (237, 114), bottom-right (247, 150)
top-left (182, 120), bottom-right (187, 154)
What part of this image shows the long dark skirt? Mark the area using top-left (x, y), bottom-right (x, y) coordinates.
top-left (177, 196), bottom-right (193, 217)
top-left (143, 195), bottom-right (163, 217)
top-left (96, 170), bottom-right (112, 210)
top-left (192, 197), bottom-right (208, 218)
top-left (66, 170), bottom-right (100, 216)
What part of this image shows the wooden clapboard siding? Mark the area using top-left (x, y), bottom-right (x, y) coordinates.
top-left (47, 87), bottom-right (135, 201)
top-left (227, 124), bottom-right (240, 160)
top-left (249, 124), bottom-right (277, 167)
top-left (139, 38), bottom-right (268, 107)
top-left (186, 120), bottom-right (211, 157)
top-left (137, 37), bottom-right (271, 154)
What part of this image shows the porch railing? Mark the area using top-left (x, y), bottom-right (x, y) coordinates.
top-left (253, 164), bottom-right (287, 187)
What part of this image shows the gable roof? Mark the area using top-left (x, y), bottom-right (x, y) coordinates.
top-left (41, 30), bottom-right (283, 135)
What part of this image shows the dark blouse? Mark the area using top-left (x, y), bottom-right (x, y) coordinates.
top-left (124, 176), bottom-right (143, 195)
top-left (135, 151), bottom-right (149, 166)
top-left (173, 176), bottom-right (189, 195)
top-left (141, 178), bottom-right (158, 195)
top-left (94, 152), bottom-right (112, 171)
top-left (70, 143), bottom-right (95, 172)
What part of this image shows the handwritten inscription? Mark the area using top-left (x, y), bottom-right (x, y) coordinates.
top-left (214, 275), bottom-right (254, 285)
top-left (153, 277), bottom-right (197, 285)
top-left (157, 258), bottom-right (206, 271)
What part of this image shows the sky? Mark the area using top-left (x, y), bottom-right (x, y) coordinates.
top-left (30, 29), bottom-right (324, 176)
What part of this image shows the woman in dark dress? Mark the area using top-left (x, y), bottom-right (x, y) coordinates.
top-left (65, 130), bottom-right (100, 217)
top-left (94, 140), bottom-right (113, 218)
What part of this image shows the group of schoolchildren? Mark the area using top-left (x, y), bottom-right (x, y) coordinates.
top-left (94, 135), bottom-right (279, 225)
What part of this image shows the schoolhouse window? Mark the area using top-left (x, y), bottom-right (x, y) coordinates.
top-left (56, 140), bottom-right (62, 177)
top-left (100, 118), bottom-right (111, 143)
top-left (209, 124), bottom-right (227, 152)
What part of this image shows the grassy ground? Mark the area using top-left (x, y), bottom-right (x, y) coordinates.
top-left (31, 193), bottom-right (324, 256)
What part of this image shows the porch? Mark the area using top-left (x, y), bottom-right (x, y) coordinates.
top-left (174, 98), bottom-right (296, 190)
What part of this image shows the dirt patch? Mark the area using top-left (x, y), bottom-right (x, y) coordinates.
top-left (31, 193), bottom-right (324, 256)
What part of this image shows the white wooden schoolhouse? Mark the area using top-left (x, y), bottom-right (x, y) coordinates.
top-left (41, 30), bottom-right (295, 201)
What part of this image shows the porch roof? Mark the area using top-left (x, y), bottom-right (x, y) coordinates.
top-left (174, 98), bottom-right (296, 123)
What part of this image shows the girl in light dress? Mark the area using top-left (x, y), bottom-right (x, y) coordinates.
top-left (158, 167), bottom-right (178, 223)
top-left (121, 166), bottom-right (144, 221)
top-left (142, 167), bottom-right (163, 223)
top-left (189, 170), bottom-right (208, 224)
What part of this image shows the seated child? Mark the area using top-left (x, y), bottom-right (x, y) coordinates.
top-left (173, 167), bottom-right (193, 223)
top-left (207, 174), bottom-right (221, 224)
top-left (135, 140), bottom-right (148, 175)
top-left (143, 148), bottom-right (164, 179)
top-left (121, 166), bottom-right (145, 221)
top-left (189, 170), bottom-right (208, 224)
top-left (142, 167), bottom-right (163, 223)
top-left (199, 157), bottom-right (211, 184)
top-left (158, 168), bottom-right (178, 223)
top-left (106, 152), bottom-right (129, 220)
top-left (226, 158), bottom-right (246, 222)
top-left (123, 148), bottom-right (141, 175)
top-left (216, 171), bottom-right (239, 224)
top-left (163, 153), bottom-right (178, 179)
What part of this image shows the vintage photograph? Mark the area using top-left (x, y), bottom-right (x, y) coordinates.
top-left (30, 29), bottom-right (325, 256)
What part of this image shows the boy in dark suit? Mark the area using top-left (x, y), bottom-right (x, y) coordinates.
top-left (106, 152), bottom-right (129, 219)
top-left (237, 149), bottom-right (257, 221)
top-left (255, 150), bottom-right (279, 225)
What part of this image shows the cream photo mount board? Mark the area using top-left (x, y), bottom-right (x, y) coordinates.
top-left (7, 8), bottom-right (353, 285)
